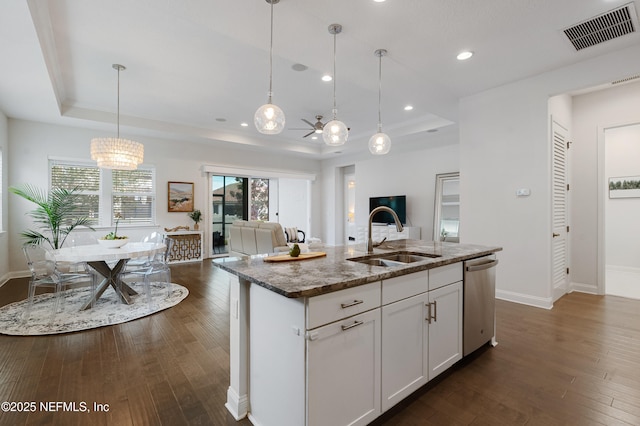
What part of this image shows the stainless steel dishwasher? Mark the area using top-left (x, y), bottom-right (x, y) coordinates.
top-left (463, 255), bottom-right (499, 356)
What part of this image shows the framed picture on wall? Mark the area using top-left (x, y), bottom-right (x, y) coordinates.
top-left (168, 181), bottom-right (194, 212)
top-left (608, 176), bottom-right (640, 199)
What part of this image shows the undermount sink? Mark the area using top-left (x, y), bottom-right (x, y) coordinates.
top-left (348, 251), bottom-right (440, 267)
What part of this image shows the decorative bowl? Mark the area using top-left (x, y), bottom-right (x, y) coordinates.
top-left (97, 238), bottom-right (129, 249)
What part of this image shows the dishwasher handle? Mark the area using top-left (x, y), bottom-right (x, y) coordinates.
top-left (465, 259), bottom-right (499, 272)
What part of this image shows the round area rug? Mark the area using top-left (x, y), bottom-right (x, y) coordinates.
top-left (0, 282), bottom-right (189, 336)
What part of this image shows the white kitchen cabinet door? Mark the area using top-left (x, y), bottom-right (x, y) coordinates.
top-left (427, 281), bottom-right (463, 380)
top-left (381, 292), bottom-right (429, 412)
top-left (307, 309), bottom-right (381, 426)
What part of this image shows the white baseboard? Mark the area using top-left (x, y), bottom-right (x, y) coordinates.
top-left (0, 270), bottom-right (29, 288)
top-left (495, 289), bottom-right (553, 309)
top-left (225, 386), bottom-right (249, 421)
top-left (605, 265), bottom-right (640, 300)
top-left (569, 281), bottom-right (599, 295)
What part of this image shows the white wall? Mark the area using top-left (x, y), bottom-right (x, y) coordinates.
top-left (277, 178), bottom-right (310, 238)
top-left (460, 43), bottom-right (640, 309)
top-left (571, 80), bottom-right (640, 294)
top-left (605, 124), bottom-right (640, 267)
top-left (7, 119), bottom-right (321, 273)
top-left (0, 111), bottom-right (8, 284)
top-left (320, 130), bottom-right (460, 246)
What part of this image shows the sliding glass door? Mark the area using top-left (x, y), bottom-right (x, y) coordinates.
top-left (210, 175), bottom-right (271, 256)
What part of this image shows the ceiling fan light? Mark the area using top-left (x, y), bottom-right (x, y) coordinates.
top-left (323, 119), bottom-right (349, 146)
top-left (368, 132), bottom-right (391, 155)
top-left (254, 103), bottom-right (285, 134)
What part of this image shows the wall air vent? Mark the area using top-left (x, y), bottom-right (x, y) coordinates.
top-left (563, 3), bottom-right (637, 51)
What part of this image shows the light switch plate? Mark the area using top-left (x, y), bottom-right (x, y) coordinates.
top-left (516, 188), bottom-right (531, 197)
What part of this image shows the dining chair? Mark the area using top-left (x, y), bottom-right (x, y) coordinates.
top-left (119, 237), bottom-right (174, 311)
top-left (22, 245), bottom-right (97, 324)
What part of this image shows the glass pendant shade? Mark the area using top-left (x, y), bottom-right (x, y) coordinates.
top-left (324, 23), bottom-right (348, 147)
top-left (91, 137), bottom-right (144, 170)
top-left (369, 131), bottom-right (391, 155)
top-left (370, 49), bottom-right (390, 155)
top-left (255, 0), bottom-right (284, 135)
top-left (322, 119), bottom-right (348, 146)
top-left (254, 102), bottom-right (285, 134)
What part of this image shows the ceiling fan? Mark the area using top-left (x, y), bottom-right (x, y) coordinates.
top-left (290, 115), bottom-right (325, 138)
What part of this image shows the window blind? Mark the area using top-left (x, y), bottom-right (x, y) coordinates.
top-left (50, 160), bottom-right (100, 224)
top-left (113, 168), bottom-right (155, 224)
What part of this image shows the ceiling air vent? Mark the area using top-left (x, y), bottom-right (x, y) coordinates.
top-left (611, 74), bottom-right (640, 85)
top-left (563, 3), bottom-right (637, 51)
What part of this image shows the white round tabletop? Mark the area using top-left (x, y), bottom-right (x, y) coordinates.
top-left (53, 241), bottom-right (166, 263)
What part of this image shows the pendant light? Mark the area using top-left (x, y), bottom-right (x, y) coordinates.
top-left (254, 0), bottom-right (285, 135)
top-left (91, 64), bottom-right (144, 170)
top-left (322, 23), bottom-right (348, 146)
top-left (369, 49), bottom-right (391, 155)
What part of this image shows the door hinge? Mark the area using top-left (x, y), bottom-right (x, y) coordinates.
top-left (566, 267), bottom-right (570, 275)
top-left (567, 141), bottom-right (572, 149)
top-left (566, 226), bottom-right (570, 233)
top-left (567, 184), bottom-right (570, 191)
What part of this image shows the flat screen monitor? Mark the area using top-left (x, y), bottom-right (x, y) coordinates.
top-left (369, 195), bottom-right (406, 225)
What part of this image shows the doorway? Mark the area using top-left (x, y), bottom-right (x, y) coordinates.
top-left (210, 175), bottom-right (272, 256)
top-left (603, 123), bottom-right (640, 299)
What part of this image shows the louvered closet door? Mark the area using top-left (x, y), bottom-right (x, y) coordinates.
top-left (551, 120), bottom-right (569, 301)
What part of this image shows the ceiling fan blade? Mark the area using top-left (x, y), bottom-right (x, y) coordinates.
top-left (301, 119), bottom-right (315, 127)
top-left (302, 131), bottom-right (315, 138)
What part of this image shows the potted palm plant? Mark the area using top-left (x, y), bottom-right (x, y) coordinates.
top-left (188, 209), bottom-right (202, 230)
top-left (9, 184), bottom-right (95, 250)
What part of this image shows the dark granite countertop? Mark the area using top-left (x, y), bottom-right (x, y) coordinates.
top-left (213, 240), bottom-right (502, 298)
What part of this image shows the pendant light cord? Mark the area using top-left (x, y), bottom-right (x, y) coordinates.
top-left (116, 66), bottom-right (121, 138)
top-left (377, 53), bottom-right (382, 132)
top-left (332, 31), bottom-right (337, 119)
top-left (268, 0), bottom-right (274, 104)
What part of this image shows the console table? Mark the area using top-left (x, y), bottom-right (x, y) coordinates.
top-left (166, 231), bottom-right (203, 263)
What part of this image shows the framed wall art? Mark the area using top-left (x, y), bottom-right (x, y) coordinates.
top-left (168, 181), bottom-right (194, 212)
top-left (608, 176), bottom-right (640, 199)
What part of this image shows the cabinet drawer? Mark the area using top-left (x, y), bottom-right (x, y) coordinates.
top-left (306, 282), bottom-right (381, 330)
top-left (382, 271), bottom-right (428, 305)
top-left (429, 262), bottom-right (462, 290)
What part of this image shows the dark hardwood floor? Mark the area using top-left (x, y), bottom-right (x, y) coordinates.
top-left (1, 261), bottom-right (640, 425)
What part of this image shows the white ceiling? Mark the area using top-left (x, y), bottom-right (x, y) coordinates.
top-left (1, 0), bottom-right (640, 159)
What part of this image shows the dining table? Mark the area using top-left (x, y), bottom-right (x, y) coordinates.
top-left (54, 241), bottom-right (166, 310)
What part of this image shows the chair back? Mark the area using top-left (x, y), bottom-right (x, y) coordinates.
top-left (163, 237), bottom-right (174, 263)
top-left (142, 231), bottom-right (163, 243)
top-left (23, 245), bottom-right (56, 277)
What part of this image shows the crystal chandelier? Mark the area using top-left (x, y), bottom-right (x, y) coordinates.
top-left (369, 49), bottom-right (391, 155)
top-left (322, 23), bottom-right (348, 146)
top-left (254, 0), bottom-right (285, 134)
top-left (91, 64), bottom-right (144, 170)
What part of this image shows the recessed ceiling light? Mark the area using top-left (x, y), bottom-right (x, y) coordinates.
top-left (322, 74), bottom-right (332, 82)
top-left (457, 51), bottom-right (473, 60)
top-left (292, 63), bottom-right (308, 71)
top-left (216, 118), bottom-right (227, 122)
top-left (311, 136), bottom-right (318, 140)
top-left (373, 0), bottom-right (386, 2)
top-left (428, 129), bottom-right (439, 133)
top-left (404, 105), bottom-right (413, 111)
top-left (240, 122), bottom-right (248, 127)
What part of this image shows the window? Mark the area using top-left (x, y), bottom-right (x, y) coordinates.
top-left (50, 159), bottom-right (155, 226)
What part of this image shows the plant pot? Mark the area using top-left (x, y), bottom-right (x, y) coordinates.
top-left (194, 223), bottom-right (200, 230)
top-left (97, 238), bottom-right (129, 249)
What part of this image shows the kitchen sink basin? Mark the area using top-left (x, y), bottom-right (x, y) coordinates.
top-left (347, 251), bottom-right (440, 267)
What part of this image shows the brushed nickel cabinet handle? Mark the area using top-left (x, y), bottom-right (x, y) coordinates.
top-left (341, 299), bottom-right (364, 309)
top-left (426, 302), bottom-right (432, 324)
top-left (432, 300), bottom-right (437, 322)
top-left (341, 320), bottom-right (364, 331)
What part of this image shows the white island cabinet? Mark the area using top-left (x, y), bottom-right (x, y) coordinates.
top-left (381, 264), bottom-right (462, 412)
top-left (244, 262), bottom-right (462, 426)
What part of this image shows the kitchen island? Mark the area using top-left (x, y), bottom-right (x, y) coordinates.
top-left (214, 240), bottom-right (502, 426)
